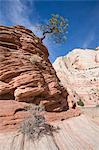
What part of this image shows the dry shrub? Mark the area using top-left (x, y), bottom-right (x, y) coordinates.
top-left (77, 99), bottom-right (84, 107)
top-left (19, 104), bottom-right (59, 140)
top-left (30, 54), bottom-right (42, 64)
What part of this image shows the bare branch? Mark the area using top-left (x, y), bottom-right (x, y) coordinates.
top-left (41, 27), bottom-right (54, 42)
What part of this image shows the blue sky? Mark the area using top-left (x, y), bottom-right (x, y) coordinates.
top-left (0, 0), bottom-right (99, 62)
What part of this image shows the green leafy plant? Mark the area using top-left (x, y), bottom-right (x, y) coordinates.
top-left (96, 104), bottom-right (99, 107)
top-left (36, 14), bottom-right (68, 43)
top-left (77, 99), bottom-right (84, 107)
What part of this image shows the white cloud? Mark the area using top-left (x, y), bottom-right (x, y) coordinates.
top-left (0, 0), bottom-right (37, 31)
top-left (83, 31), bottom-right (95, 48)
top-left (82, 3), bottom-right (99, 49)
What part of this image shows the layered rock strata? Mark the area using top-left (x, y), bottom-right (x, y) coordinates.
top-left (0, 25), bottom-right (68, 111)
top-left (53, 48), bottom-right (99, 108)
top-left (0, 25), bottom-right (68, 131)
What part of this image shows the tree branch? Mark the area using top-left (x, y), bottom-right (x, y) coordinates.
top-left (41, 27), bottom-right (54, 42)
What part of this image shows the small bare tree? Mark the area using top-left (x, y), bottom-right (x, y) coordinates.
top-left (37, 14), bottom-right (68, 43)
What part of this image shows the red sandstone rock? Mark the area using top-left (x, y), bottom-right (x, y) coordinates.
top-left (45, 108), bottom-right (81, 122)
top-left (0, 100), bottom-right (31, 132)
top-left (0, 25), bottom-right (68, 111)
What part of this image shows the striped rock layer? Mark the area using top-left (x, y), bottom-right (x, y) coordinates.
top-left (0, 25), bottom-right (68, 131)
top-left (53, 48), bottom-right (99, 108)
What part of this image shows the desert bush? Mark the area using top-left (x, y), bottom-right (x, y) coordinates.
top-left (30, 54), bottom-right (42, 64)
top-left (77, 99), bottom-right (84, 107)
top-left (19, 104), bottom-right (59, 140)
top-left (96, 104), bottom-right (99, 107)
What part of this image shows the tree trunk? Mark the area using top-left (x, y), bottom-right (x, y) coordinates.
top-left (41, 28), bottom-right (54, 42)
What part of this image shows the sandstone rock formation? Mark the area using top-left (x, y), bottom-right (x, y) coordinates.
top-left (0, 25), bottom-right (68, 112)
top-left (53, 48), bottom-right (99, 108)
top-left (0, 100), bottom-right (31, 132)
top-left (0, 114), bottom-right (99, 150)
top-left (0, 25), bottom-right (69, 132)
top-left (0, 26), bottom-right (99, 150)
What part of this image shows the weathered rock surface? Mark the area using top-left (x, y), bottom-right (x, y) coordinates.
top-left (0, 100), bottom-right (31, 132)
top-left (0, 114), bottom-right (99, 150)
top-left (0, 100), bottom-right (80, 132)
top-left (0, 25), bottom-right (68, 112)
top-left (0, 26), bottom-right (99, 150)
top-left (53, 48), bottom-right (99, 108)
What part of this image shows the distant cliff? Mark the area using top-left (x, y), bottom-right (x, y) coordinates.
top-left (53, 48), bottom-right (99, 108)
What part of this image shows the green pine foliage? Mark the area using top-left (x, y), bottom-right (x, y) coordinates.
top-left (36, 14), bottom-right (68, 44)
